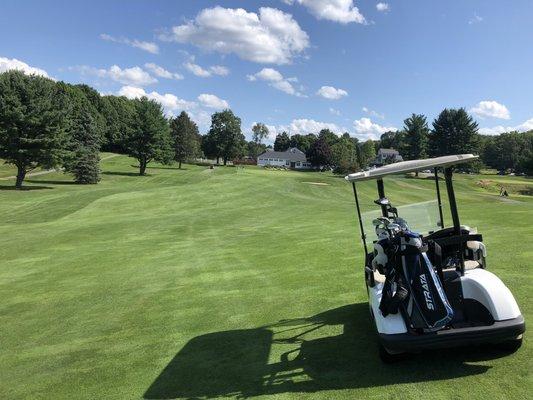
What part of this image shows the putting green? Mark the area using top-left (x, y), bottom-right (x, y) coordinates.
top-left (0, 155), bottom-right (531, 399)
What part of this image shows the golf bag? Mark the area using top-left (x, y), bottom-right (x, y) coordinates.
top-left (377, 231), bottom-right (454, 332)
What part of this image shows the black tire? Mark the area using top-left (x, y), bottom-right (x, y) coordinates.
top-left (496, 338), bottom-right (522, 352)
top-left (379, 343), bottom-right (406, 363)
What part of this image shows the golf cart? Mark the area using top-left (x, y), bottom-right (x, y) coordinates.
top-left (345, 154), bottom-right (525, 362)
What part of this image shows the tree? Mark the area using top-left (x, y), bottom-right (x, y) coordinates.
top-left (331, 134), bottom-right (359, 174)
top-left (308, 137), bottom-right (333, 168)
top-left (289, 133), bottom-right (315, 154)
top-left (403, 114), bottom-right (429, 161)
top-left (170, 111), bottom-right (200, 169)
top-left (60, 84), bottom-right (103, 183)
top-left (358, 140), bottom-right (376, 168)
top-left (123, 97), bottom-right (172, 175)
top-left (201, 130), bottom-right (221, 163)
top-left (207, 109), bottom-right (245, 165)
top-left (252, 123), bottom-right (269, 145)
top-left (318, 128), bottom-right (338, 147)
top-left (100, 95), bottom-right (136, 153)
top-left (0, 71), bottom-right (68, 188)
top-left (430, 108), bottom-right (479, 157)
top-left (273, 132), bottom-right (290, 151)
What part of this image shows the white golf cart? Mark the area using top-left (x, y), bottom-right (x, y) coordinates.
top-left (345, 154), bottom-right (525, 362)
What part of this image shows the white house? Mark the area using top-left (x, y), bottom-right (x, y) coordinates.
top-left (372, 148), bottom-right (403, 166)
top-left (257, 147), bottom-right (312, 169)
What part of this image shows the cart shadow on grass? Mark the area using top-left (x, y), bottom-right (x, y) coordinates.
top-left (144, 303), bottom-right (509, 399)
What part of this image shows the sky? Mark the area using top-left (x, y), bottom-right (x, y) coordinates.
top-left (1, 0), bottom-right (532, 142)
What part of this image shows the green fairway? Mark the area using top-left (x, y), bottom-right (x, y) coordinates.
top-left (0, 155), bottom-right (531, 399)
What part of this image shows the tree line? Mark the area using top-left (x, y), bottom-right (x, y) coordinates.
top-left (0, 70), bottom-right (247, 188)
top-left (1, 70), bottom-right (532, 189)
top-left (270, 110), bottom-right (533, 175)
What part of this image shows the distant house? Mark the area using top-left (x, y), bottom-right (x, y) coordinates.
top-left (257, 147), bottom-right (312, 169)
top-left (373, 148), bottom-right (403, 166)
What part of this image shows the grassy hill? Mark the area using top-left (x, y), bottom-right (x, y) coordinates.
top-left (0, 155), bottom-right (531, 399)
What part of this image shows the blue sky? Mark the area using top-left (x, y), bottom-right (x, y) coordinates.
top-left (1, 0), bottom-right (532, 142)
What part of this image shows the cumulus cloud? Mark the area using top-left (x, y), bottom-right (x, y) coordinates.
top-left (285, 0), bottom-right (366, 24)
top-left (184, 62), bottom-right (229, 77)
top-left (100, 33), bottom-right (159, 54)
top-left (362, 106), bottom-right (385, 119)
top-left (316, 85), bottom-right (348, 100)
top-left (0, 56), bottom-right (50, 78)
top-left (279, 118), bottom-right (342, 135)
top-left (197, 93), bottom-right (229, 109)
top-left (118, 86), bottom-right (196, 115)
top-left (116, 86), bottom-right (217, 131)
top-left (77, 65), bottom-right (157, 86)
top-left (144, 63), bottom-right (183, 80)
top-left (478, 118), bottom-right (533, 135)
top-left (329, 107), bottom-right (341, 116)
top-left (376, 3), bottom-right (390, 12)
top-left (470, 100), bottom-right (510, 120)
top-left (160, 6), bottom-right (309, 64)
top-left (353, 117), bottom-right (397, 140)
top-left (248, 68), bottom-right (304, 97)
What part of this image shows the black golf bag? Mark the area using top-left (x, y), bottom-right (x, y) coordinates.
top-left (378, 231), bottom-right (453, 332)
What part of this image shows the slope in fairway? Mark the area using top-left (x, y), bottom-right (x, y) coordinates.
top-left (0, 155), bottom-right (531, 399)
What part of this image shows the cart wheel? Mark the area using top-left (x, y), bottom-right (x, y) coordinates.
top-left (379, 344), bottom-right (405, 363)
top-left (496, 338), bottom-right (522, 352)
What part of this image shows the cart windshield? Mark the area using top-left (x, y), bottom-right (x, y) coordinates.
top-left (361, 199), bottom-right (441, 239)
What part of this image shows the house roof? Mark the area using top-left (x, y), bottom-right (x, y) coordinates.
top-left (258, 147), bottom-right (307, 162)
top-left (345, 154), bottom-right (478, 182)
top-left (378, 148), bottom-right (400, 155)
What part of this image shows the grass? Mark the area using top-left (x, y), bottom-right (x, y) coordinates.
top-left (0, 155), bottom-right (531, 399)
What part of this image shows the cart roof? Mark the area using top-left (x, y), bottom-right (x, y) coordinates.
top-left (345, 154), bottom-right (478, 182)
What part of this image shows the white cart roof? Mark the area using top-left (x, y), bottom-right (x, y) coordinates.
top-left (345, 154), bottom-right (478, 182)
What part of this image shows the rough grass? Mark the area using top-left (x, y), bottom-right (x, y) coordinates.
top-left (0, 155), bottom-right (531, 399)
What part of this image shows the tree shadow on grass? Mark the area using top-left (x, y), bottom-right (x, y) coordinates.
top-left (144, 303), bottom-right (503, 399)
top-left (102, 171), bottom-right (145, 177)
top-left (0, 184), bottom-right (52, 191)
top-left (147, 166), bottom-right (188, 171)
top-left (25, 179), bottom-right (77, 185)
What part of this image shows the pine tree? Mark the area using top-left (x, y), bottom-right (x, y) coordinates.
top-left (430, 108), bottom-right (479, 156)
top-left (67, 108), bottom-right (101, 183)
top-left (170, 111), bottom-right (200, 169)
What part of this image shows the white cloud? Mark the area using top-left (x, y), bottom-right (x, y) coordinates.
top-left (0, 56), bottom-right (50, 78)
top-left (160, 6), bottom-right (309, 64)
top-left (118, 86), bottom-right (196, 115)
top-left (184, 62), bottom-right (229, 77)
top-left (470, 100), bottom-right (510, 120)
top-left (285, 0), bottom-right (366, 24)
top-left (116, 86), bottom-right (217, 132)
top-left (78, 65), bottom-right (157, 86)
top-left (316, 85), bottom-right (348, 100)
top-left (468, 14), bottom-right (483, 25)
top-left (281, 118), bottom-right (342, 135)
top-left (362, 106), bottom-right (385, 119)
top-left (478, 118), bottom-right (533, 135)
top-left (353, 117), bottom-right (397, 140)
top-left (329, 107), bottom-right (341, 116)
top-left (376, 3), bottom-right (390, 12)
top-left (144, 63), bottom-right (183, 80)
top-left (197, 93), bottom-right (229, 109)
top-left (100, 33), bottom-right (159, 54)
top-left (210, 65), bottom-right (230, 76)
top-left (248, 68), bottom-right (304, 97)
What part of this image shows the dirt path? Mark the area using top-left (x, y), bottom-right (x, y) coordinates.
top-left (0, 154), bottom-right (119, 181)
